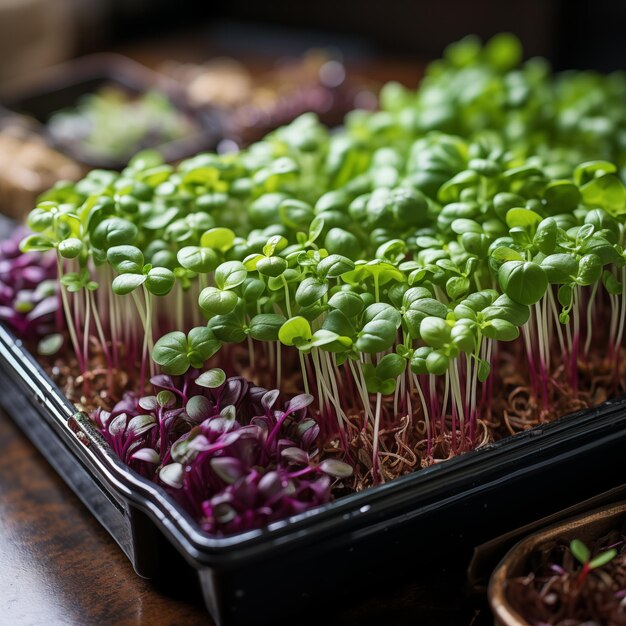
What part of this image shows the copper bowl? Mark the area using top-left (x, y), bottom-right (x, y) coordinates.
top-left (488, 501), bottom-right (626, 626)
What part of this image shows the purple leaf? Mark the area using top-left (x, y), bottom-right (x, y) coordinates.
top-left (88, 372), bottom-right (336, 536)
top-left (150, 374), bottom-right (175, 389)
top-left (235, 425), bottom-right (264, 441)
top-left (187, 434), bottom-right (213, 452)
top-left (159, 463), bottom-right (184, 488)
top-left (171, 434), bottom-right (199, 464)
top-left (300, 423), bottom-right (320, 450)
top-left (318, 459), bottom-right (353, 478)
top-left (21, 267), bottom-right (48, 283)
top-left (250, 415), bottom-right (271, 433)
top-left (308, 475), bottom-right (332, 500)
top-left (27, 296), bottom-right (57, 321)
top-left (186, 395), bottom-right (212, 422)
top-left (237, 474), bottom-right (260, 508)
top-left (281, 447), bottom-right (309, 465)
top-left (284, 393), bottom-right (314, 415)
top-left (96, 409), bottom-right (112, 428)
top-left (209, 499), bottom-right (237, 524)
top-left (258, 471), bottom-right (284, 498)
top-left (138, 396), bottom-right (159, 411)
top-left (219, 405), bottom-right (236, 421)
top-left (0, 305), bottom-right (14, 320)
top-left (113, 393), bottom-right (138, 414)
top-left (131, 448), bottom-right (160, 464)
top-left (220, 377), bottom-right (248, 407)
top-left (217, 430), bottom-right (243, 449)
top-left (162, 407), bottom-right (185, 422)
top-left (210, 457), bottom-right (245, 484)
top-left (0, 230), bottom-right (57, 342)
top-left (108, 413), bottom-right (128, 436)
top-left (202, 417), bottom-right (240, 439)
top-left (127, 414), bottom-right (156, 435)
top-left (261, 389), bottom-right (280, 413)
top-left (156, 390), bottom-right (177, 408)
top-left (248, 385), bottom-right (268, 405)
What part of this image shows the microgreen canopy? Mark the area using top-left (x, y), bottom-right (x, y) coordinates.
top-left (17, 32), bottom-right (626, 512)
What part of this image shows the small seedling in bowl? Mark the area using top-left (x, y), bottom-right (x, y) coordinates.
top-left (570, 539), bottom-right (618, 587)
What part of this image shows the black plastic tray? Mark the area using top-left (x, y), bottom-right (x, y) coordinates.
top-left (2, 324), bottom-right (626, 625)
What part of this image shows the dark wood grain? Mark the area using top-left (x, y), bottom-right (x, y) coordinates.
top-left (0, 410), bottom-right (211, 626)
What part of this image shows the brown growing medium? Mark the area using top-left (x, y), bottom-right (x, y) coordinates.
top-left (45, 338), bottom-right (131, 413)
top-left (39, 329), bottom-right (626, 495)
top-left (325, 340), bottom-right (625, 491)
top-left (506, 524), bottom-right (626, 625)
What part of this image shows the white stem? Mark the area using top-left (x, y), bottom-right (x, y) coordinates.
top-left (440, 371), bottom-right (450, 424)
top-left (349, 358), bottom-right (374, 425)
top-left (547, 287), bottom-right (566, 356)
top-left (299, 350), bottom-right (310, 396)
top-left (324, 352), bottom-right (349, 432)
top-left (615, 267), bottom-right (626, 351)
top-left (584, 282), bottom-right (599, 356)
top-left (451, 359), bottom-right (465, 431)
top-left (83, 288), bottom-right (91, 367)
top-left (372, 392), bottom-right (383, 482)
top-left (412, 373), bottom-right (430, 438)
